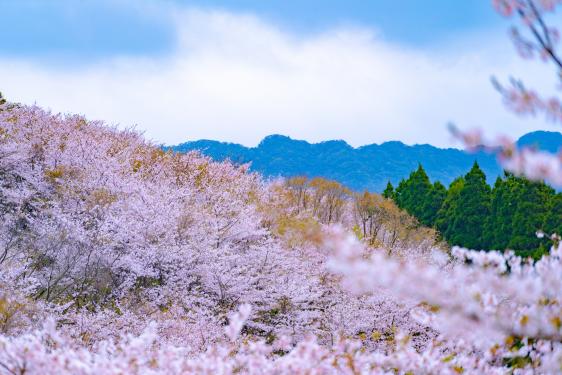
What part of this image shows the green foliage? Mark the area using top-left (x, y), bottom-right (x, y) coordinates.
top-left (394, 165), bottom-right (435, 226)
top-left (393, 165), bottom-right (449, 228)
top-left (392, 163), bottom-right (559, 254)
top-left (507, 179), bottom-right (553, 250)
top-left (543, 193), bottom-right (562, 239)
top-left (483, 175), bottom-right (513, 249)
top-left (423, 181), bottom-right (446, 227)
top-left (483, 173), bottom-right (555, 253)
top-left (435, 177), bottom-right (465, 239)
top-left (446, 162), bottom-right (491, 249)
top-left (382, 181), bottom-right (395, 199)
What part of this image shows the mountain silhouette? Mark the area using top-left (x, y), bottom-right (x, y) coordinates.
top-left (168, 131), bottom-right (562, 192)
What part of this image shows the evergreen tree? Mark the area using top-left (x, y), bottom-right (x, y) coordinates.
top-left (394, 178), bottom-right (409, 207)
top-left (447, 162), bottom-right (491, 249)
top-left (508, 178), bottom-right (554, 251)
top-left (394, 164), bottom-right (433, 225)
top-left (382, 181), bottom-right (395, 199)
top-left (544, 192), bottom-right (562, 245)
top-left (436, 177), bottom-right (465, 239)
top-left (393, 163), bottom-right (558, 254)
top-left (421, 181), bottom-right (446, 227)
top-left (483, 174), bottom-right (513, 249)
top-left (537, 192), bottom-right (562, 255)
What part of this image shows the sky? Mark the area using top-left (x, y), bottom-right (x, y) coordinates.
top-left (0, 0), bottom-right (560, 147)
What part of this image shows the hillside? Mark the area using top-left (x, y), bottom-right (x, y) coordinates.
top-left (169, 131), bottom-right (562, 192)
top-left (516, 130), bottom-right (562, 152)
top-left (1, 103), bottom-right (562, 374)
top-left (0, 102), bottom-right (442, 372)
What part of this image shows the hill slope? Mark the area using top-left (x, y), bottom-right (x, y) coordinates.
top-left (169, 131), bottom-right (562, 191)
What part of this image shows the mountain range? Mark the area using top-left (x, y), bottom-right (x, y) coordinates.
top-left (168, 131), bottom-right (562, 192)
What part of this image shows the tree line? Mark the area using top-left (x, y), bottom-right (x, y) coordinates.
top-left (282, 176), bottom-right (442, 255)
top-left (384, 162), bottom-right (562, 257)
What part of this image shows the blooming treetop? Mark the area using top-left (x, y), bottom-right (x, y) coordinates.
top-left (0, 1), bottom-right (562, 374)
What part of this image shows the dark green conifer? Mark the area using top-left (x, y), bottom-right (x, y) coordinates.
top-left (483, 174), bottom-right (512, 249)
top-left (544, 193), bottom-right (562, 239)
top-left (394, 164), bottom-right (433, 225)
top-left (382, 181), bottom-right (395, 199)
top-left (447, 162), bottom-right (491, 249)
top-left (421, 181), bottom-right (446, 227)
top-left (436, 177), bottom-right (464, 239)
top-left (508, 178), bottom-right (554, 250)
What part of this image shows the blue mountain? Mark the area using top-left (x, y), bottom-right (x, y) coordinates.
top-left (516, 130), bottom-right (562, 152)
top-left (168, 131), bottom-right (562, 192)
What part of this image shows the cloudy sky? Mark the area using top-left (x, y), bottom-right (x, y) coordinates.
top-left (0, 0), bottom-right (560, 147)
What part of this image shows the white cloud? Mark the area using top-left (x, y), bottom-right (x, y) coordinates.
top-left (0, 6), bottom-right (560, 148)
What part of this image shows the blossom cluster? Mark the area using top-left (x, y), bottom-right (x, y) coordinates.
top-left (492, 0), bottom-right (562, 124)
top-left (0, 1), bottom-right (561, 373)
top-left (0, 103), bottom-right (432, 373)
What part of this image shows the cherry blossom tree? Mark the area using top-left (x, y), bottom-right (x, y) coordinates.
top-left (0, 1), bottom-right (562, 373)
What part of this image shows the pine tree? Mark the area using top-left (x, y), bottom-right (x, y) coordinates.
top-left (394, 178), bottom-right (409, 207)
top-left (436, 177), bottom-right (464, 239)
top-left (544, 192), bottom-right (562, 240)
top-left (447, 162), bottom-right (491, 249)
top-left (483, 174), bottom-right (512, 249)
top-left (382, 181), bottom-right (395, 199)
top-left (421, 181), bottom-right (446, 227)
top-left (394, 164), bottom-right (433, 225)
top-left (508, 178), bottom-right (554, 251)
top-left (394, 163), bottom-right (558, 253)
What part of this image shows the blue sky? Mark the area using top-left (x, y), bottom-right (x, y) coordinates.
top-left (0, 1), bottom-right (557, 147)
top-left (0, 0), bottom-right (501, 60)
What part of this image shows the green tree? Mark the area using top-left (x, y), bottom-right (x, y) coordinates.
top-left (382, 181), bottom-right (395, 199)
top-left (421, 181), bottom-right (446, 227)
top-left (447, 162), bottom-right (491, 249)
top-left (393, 163), bottom-right (558, 254)
top-left (544, 192), bottom-right (562, 238)
top-left (436, 177), bottom-right (465, 239)
top-left (483, 174), bottom-right (515, 249)
top-left (508, 178), bottom-right (554, 251)
top-left (394, 164), bottom-right (433, 225)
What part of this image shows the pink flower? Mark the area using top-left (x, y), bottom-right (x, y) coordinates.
top-left (493, 0), bottom-right (516, 16)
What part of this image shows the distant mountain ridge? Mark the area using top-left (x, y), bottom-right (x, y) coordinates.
top-left (168, 131), bottom-right (562, 192)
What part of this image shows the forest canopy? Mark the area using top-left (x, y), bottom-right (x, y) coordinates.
top-left (1, 1), bottom-right (562, 374)
top-left (389, 163), bottom-right (561, 258)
